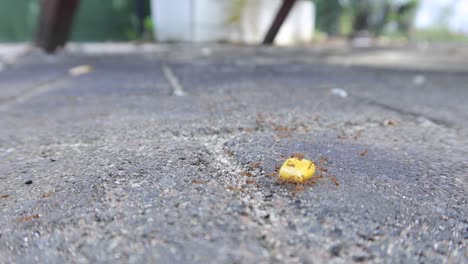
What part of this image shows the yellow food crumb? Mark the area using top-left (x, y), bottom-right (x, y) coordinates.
top-left (279, 157), bottom-right (315, 183)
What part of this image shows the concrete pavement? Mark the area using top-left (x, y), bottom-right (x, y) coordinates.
top-left (0, 44), bottom-right (467, 263)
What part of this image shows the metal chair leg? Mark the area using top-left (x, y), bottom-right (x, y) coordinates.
top-left (36, 0), bottom-right (80, 53)
top-left (263, 0), bottom-right (297, 45)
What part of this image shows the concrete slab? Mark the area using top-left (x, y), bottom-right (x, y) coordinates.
top-left (0, 44), bottom-right (466, 263)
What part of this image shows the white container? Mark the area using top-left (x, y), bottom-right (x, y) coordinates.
top-left (151, 0), bottom-right (315, 45)
top-left (151, 0), bottom-right (230, 42)
top-left (193, 0), bottom-right (231, 42)
top-left (151, 0), bottom-right (193, 42)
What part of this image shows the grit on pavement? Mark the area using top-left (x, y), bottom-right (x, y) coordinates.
top-left (0, 44), bottom-right (467, 263)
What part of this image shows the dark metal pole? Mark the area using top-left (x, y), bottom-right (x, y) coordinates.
top-left (263, 0), bottom-right (297, 45)
top-left (136, 0), bottom-right (145, 36)
top-left (35, 0), bottom-right (80, 53)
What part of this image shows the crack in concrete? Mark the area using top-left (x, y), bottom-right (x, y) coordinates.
top-left (198, 134), bottom-right (279, 260)
top-left (352, 94), bottom-right (453, 129)
top-left (0, 76), bottom-right (68, 111)
top-left (162, 63), bottom-right (187, 96)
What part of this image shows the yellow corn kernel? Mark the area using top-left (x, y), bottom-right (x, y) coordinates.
top-left (279, 158), bottom-right (315, 183)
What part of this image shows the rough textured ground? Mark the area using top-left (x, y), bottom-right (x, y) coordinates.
top-left (0, 44), bottom-right (467, 263)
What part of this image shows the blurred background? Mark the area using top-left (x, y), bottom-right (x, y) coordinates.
top-left (1, 0), bottom-right (468, 46)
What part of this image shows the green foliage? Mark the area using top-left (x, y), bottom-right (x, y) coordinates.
top-left (314, 0), bottom-right (420, 38)
top-left (414, 28), bottom-right (468, 43)
top-left (227, 0), bottom-right (247, 25)
top-left (144, 16), bottom-right (154, 33)
top-left (0, 0), bottom-right (39, 42)
top-left (124, 14), bottom-right (140, 40)
top-left (112, 0), bottom-right (128, 11)
top-left (124, 14), bottom-right (154, 41)
top-left (314, 0), bottom-right (343, 35)
top-left (0, 0), bottom-right (152, 42)
top-left (112, 0), bottom-right (153, 41)
top-left (72, 0), bottom-right (138, 41)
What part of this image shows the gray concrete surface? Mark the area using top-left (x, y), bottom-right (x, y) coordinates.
top-left (0, 44), bottom-right (467, 263)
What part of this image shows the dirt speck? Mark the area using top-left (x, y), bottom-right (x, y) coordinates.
top-left (42, 192), bottom-right (53, 198)
top-left (192, 180), bottom-right (208, 184)
top-left (245, 179), bottom-right (258, 185)
top-left (383, 119), bottom-right (398, 126)
top-left (240, 172), bottom-right (253, 177)
top-left (291, 153), bottom-right (305, 160)
top-left (267, 171), bottom-right (277, 177)
top-left (18, 214), bottom-right (40, 223)
top-left (329, 175), bottom-right (340, 186)
top-left (360, 149), bottom-right (369, 156)
top-left (227, 186), bottom-right (244, 192)
top-left (224, 149), bottom-right (234, 157)
top-left (249, 162), bottom-right (261, 169)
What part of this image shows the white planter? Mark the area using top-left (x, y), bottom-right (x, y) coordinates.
top-left (151, 0), bottom-right (230, 42)
top-left (151, 0), bottom-right (193, 42)
top-left (151, 0), bottom-right (315, 45)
